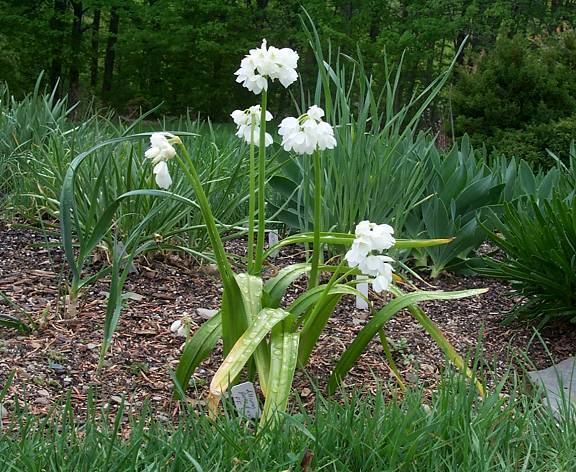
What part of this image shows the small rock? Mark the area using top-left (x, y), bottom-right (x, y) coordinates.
top-left (34, 397), bottom-right (50, 406)
top-left (301, 388), bottom-right (312, 398)
top-left (37, 389), bottom-right (50, 397)
top-left (86, 343), bottom-right (98, 350)
top-left (197, 308), bottom-right (218, 320)
top-left (111, 395), bottom-right (129, 405)
top-left (0, 404), bottom-right (7, 418)
top-left (48, 362), bottom-right (66, 373)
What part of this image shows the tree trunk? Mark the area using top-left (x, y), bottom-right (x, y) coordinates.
top-left (102, 6), bottom-right (119, 95)
top-left (49, 0), bottom-right (68, 97)
top-left (68, 1), bottom-right (83, 106)
top-left (90, 8), bottom-right (100, 88)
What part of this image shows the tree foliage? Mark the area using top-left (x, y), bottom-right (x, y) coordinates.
top-left (0, 0), bottom-right (575, 125)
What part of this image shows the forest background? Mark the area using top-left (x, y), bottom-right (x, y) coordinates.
top-left (1, 0), bottom-right (576, 164)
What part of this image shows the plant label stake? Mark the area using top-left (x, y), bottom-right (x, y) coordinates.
top-left (268, 230), bottom-right (280, 259)
top-left (230, 381), bottom-right (261, 419)
top-left (356, 275), bottom-right (369, 310)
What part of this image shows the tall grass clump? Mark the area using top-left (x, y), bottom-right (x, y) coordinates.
top-left (270, 16), bottom-right (462, 238)
top-left (1, 370), bottom-right (575, 471)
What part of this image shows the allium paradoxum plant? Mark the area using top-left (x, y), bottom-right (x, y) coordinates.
top-left (133, 40), bottom-right (488, 428)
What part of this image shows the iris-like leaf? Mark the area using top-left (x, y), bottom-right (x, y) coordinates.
top-left (260, 322), bottom-right (299, 426)
top-left (208, 308), bottom-right (291, 416)
top-left (174, 312), bottom-right (222, 398)
top-left (328, 288), bottom-right (487, 395)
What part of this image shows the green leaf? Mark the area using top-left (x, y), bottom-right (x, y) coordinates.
top-left (260, 323), bottom-right (299, 427)
top-left (328, 288), bottom-right (487, 394)
top-left (208, 308), bottom-right (291, 415)
top-left (263, 263), bottom-right (311, 308)
top-left (234, 273), bottom-right (270, 395)
top-left (174, 312), bottom-right (222, 397)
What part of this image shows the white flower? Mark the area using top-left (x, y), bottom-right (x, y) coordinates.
top-left (345, 220), bottom-right (396, 293)
top-left (145, 132), bottom-right (180, 189)
top-left (278, 106), bottom-right (337, 155)
top-left (230, 105), bottom-right (273, 147)
top-left (235, 39), bottom-right (299, 95)
top-left (170, 319), bottom-right (187, 338)
top-left (153, 161), bottom-right (172, 189)
top-left (145, 133), bottom-right (176, 165)
top-left (354, 221), bottom-right (395, 252)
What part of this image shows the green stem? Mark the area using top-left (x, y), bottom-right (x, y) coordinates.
top-left (309, 149), bottom-right (322, 288)
top-left (247, 125), bottom-right (256, 274)
top-left (254, 91), bottom-right (268, 273)
top-left (174, 145), bottom-right (234, 288)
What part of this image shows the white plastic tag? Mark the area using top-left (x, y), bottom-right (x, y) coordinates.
top-left (356, 275), bottom-right (369, 310)
top-left (230, 381), bottom-right (261, 419)
top-left (268, 230), bottom-right (280, 259)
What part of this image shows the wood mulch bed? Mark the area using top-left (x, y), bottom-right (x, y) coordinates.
top-left (1, 220), bottom-right (576, 424)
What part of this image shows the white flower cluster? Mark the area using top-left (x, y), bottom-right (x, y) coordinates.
top-left (235, 39), bottom-right (299, 95)
top-left (278, 105), bottom-right (337, 155)
top-left (145, 133), bottom-right (179, 189)
top-left (230, 105), bottom-right (273, 147)
top-left (344, 220), bottom-right (396, 293)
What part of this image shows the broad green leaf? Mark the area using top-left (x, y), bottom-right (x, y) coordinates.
top-left (208, 308), bottom-right (291, 415)
top-left (174, 312), bottom-right (222, 397)
top-left (328, 288), bottom-right (487, 395)
top-left (263, 263), bottom-right (310, 308)
top-left (234, 273), bottom-right (270, 395)
top-left (297, 294), bottom-right (342, 366)
top-left (288, 283), bottom-right (363, 318)
top-left (260, 323), bottom-right (300, 427)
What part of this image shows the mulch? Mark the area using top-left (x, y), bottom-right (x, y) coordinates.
top-left (1, 220), bottom-right (576, 424)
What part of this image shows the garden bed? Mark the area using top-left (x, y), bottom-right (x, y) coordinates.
top-left (1, 220), bottom-right (575, 422)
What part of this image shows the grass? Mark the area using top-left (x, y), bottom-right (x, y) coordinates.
top-left (1, 369), bottom-right (575, 471)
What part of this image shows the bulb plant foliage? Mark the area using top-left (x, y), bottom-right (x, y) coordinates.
top-left (62, 35), bottom-right (486, 427)
top-left (165, 39), bottom-right (485, 426)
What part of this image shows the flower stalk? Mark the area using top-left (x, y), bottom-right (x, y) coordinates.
top-left (247, 124), bottom-right (256, 274)
top-left (254, 90), bottom-right (268, 273)
top-left (309, 148), bottom-right (322, 288)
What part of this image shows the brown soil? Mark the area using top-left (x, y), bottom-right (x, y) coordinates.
top-left (1, 221), bottom-right (576, 422)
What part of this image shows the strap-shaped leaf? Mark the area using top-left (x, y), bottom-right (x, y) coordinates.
top-left (174, 312), bottom-right (222, 397)
top-left (260, 323), bottom-right (299, 427)
top-left (263, 263), bottom-right (311, 308)
top-left (208, 308), bottom-right (291, 415)
top-left (328, 288), bottom-right (487, 394)
top-left (264, 232), bottom-right (452, 259)
top-left (234, 273), bottom-right (270, 395)
top-left (288, 283), bottom-right (363, 318)
top-left (297, 294), bottom-right (341, 366)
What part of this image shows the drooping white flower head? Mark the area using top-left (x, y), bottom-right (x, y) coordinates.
top-left (145, 132), bottom-right (180, 189)
top-left (278, 105), bottom-right (337, 155)
top-left (230, 105), bottom-right (273, 147)
top-left (170, 319), bottom-right (187, 338)
top-left (354, 221), bottom-right (395, 252)
top-left (345, 220), bottom-right (396, 293)
top-left (235, 39), bottom-right (299, 95)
